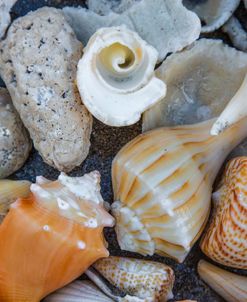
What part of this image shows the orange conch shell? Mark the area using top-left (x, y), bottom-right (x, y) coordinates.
top-left (200, 157), bottom-right (247, 269)
top-left (0, 171), bottom-right (114, 302)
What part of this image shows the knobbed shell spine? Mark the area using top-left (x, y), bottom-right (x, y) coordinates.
top-left (198, 260), bottom-right (247, 302)
top-left (77, 25), bottom-right (166, 127)
top-left (200, 156), bottom-right (247, 269)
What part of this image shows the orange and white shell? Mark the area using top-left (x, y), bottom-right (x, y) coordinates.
top-left (0, 171), bottom-right (114, 302)
top-left (200, 157), bottom-right (247, 269)
top-left (111, 117), bottom-right (247, 262)
top-left (93, 256), bottom-right (174, 301)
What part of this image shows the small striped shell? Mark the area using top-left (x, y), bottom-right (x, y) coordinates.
top-left (93, 256), bottom-right (174, 301)
top-left (200, 157), bottom-right (247, 269)
top-left (44, 280), bottom-right (113, 302)
top-left (198, 260), bottom-right (247, 302)
top-left (112, 117), bottom-right (247, 262)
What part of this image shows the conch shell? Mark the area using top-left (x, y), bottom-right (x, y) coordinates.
top-left (198, 260), bottom-right (247, 302)
top-left (0, 0), bottom-right (17, 39)
top-left (0, 171), bottom-right (114, 301)
top-left (200, 156), bottom-right (247, 269)
top-left (142, 39), bottom-right (247, 132)
top-left (0, 179), bottom-right (31, 222)
top-left (112, 117), bottom-right (247, 262)
top-left (77, 26), bottom-right (166, 127)
top-left (92, 256), bottom-right (174, 301)
top-left (183, 0), bottom-right (240, 32)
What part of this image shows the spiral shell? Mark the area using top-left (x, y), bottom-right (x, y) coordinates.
top-left (200, 157), bottom-right (247, 269)
top-left (0, 171), bottom-right (114, 301)
top-left (112, 117), bottom-right (247, 262)
top-left (198, 260), bottom-right (247, 302)
top-left (77, 26), bottom-right (166, 127)
top-left (93, 256), bottom-right (174, 301)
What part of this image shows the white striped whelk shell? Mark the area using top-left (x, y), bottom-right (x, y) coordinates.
top-left (112, 116), bottom-right (247, 262)
top-left (198, 260), bottom-right (247, 302)
top-left (77, 26), bottom-right (166, 127)
top-left (200, 156), bottom-right (247, 269)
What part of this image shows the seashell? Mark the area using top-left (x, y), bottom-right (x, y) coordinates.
top-left (198, 260), bottom-right (247, 302)
top-left (183, 0), bottom-right (240, 33)
top-left (0, 88), bottom-right (32, 178)
top-left (111, 116), bottom-right (247, 262)
top-left (63, 0), bottom-right (201, 62)
top-left (76, 26), bottom-right (166, 127)
top-left (0, 0), bottom-right (17, 39)
top-left (0, 179), bottom-right (31, 222)
top-left (92, 256), bottom-right (174, 301)
top-left (211, 73), bottom-right (247, 135)
top-left (44, 280), bottom-right (114, 302)
top-left (222, 17), bottom-right (247, 52)
top-left (142, 39), bottom-right (247, 132)
top-left (0, 171), bottom-right (114, 301)
top-left (200, 157), bottom-right (247, 269)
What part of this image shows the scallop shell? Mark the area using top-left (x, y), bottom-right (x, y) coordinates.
top-left (44, 280), bottom-right (114, 302)
top-left (111, 117), bottom-right (247, 262)
top-left (200, 157), bottom-right (247, 269)
top-left (0, 0), bottom-right (17, 39)
top-left (183, 0), bottom-right (240, 32)
top-left (93, 256), bottom-right (174, 301)
top-left (63, 0), bottom-right (201, 62)
top-left (0, 171), bottom-right (114, 301)
top-left (76, 26), bottom-right (166, 127)
top-left (0, 179), bottom-right (31, 222)
top-left (142, 39), bottom-right (247, 132)
top-left (198, 260), bottom-right (247, 302)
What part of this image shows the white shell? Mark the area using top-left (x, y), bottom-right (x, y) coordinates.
top-left (222, 17), bottom-right (247, 52)
top-left (143, 39), bottom-right (247, 132)
top-left (183, 0), bottom-right (240, 33)
top-left (111, 117), bottom-right (247, 262)
top-left (198, 260), bottom-right (247, 302)
top-left (64, 0), bottom-right (201, 62)
top-left (211, 73), bottom-right (247, 135)
top-left (43, 280), bottom-right (114, 302)
top-left (0, 0), bottom-right (17, 39)
top-left (77, 26), bottom-right (166, 127)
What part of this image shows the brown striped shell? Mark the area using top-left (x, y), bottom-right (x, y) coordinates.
top-left (200, 157), bottom-right (247, 269)
top-left (112, 117), bottom-right (247, 262)
top-left (93, 256), bottom-right (174, 301)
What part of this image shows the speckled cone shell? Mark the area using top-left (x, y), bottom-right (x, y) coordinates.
top-left (0, 173), bottom-right (113, 302)
top-left (112, 117), bottom-right (247, 262)
top-left (93, 256), bottom-right (174, 301)
top-left (200, 157), bottom-right (247, 269)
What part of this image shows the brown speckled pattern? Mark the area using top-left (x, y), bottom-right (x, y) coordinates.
top-left (0, 1), bottom-right (246, 301)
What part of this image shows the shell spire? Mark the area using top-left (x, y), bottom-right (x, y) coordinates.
top-left (112, 117), bottom-right (247, 262)
top-left (200, 157), bottom-right (247, 269)
top-left (0, 171), bottom-right (114, 301)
